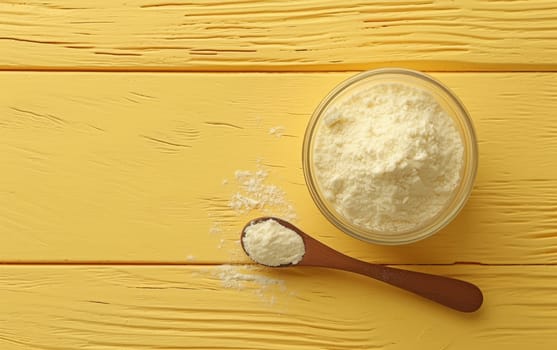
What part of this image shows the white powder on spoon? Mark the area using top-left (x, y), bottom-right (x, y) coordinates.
top-left (313, 83), bottom-right (464, 233)
top-left (242, 219), bottom-right (305, 267)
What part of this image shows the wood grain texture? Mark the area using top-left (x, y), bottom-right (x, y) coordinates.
top-left (0, 265), bottom-right (556, 349)
top-left (1, 72), bottom-right (556, 264)
top-left (1, 0), bottom-right (557, 71)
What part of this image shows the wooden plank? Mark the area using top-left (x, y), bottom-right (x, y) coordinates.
top-left (0, 265), bottom-right (556, 349)
top-left (1, 72), bottom-right (557, 264)
top-left (1, 0), bottom-right (556, 71)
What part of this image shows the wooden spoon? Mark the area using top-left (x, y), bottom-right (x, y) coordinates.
top-left (241, 217), bottom-right (483, 313)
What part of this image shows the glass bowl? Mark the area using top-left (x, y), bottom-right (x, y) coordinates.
top-left (302, 68), bottom-right (478, 245)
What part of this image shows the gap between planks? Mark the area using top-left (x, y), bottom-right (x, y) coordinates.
top-left (0, 262), bottom-right (555, 266)
top-left (1, 65), bottom-right (557, 73)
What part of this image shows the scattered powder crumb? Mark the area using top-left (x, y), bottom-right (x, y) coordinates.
top-left (254, 116), bottom-right (263, 128)
top-left (186, 255), bottom-right (195, 261)
top-left (222, 179), bottom-right (228, 185)
top-left (215, 265), bottom-right (284, 289)
top-left (229, 168), bottom-right (297, 222)
top-left (218, 237), bottom-right (225, 249)
top-left (269, 126), bottom-right (285, 137)
top-left (227, 241), bottom-right (243, 261)
top-left (209, 221), bottom-right (223, 234)
top-left (211, 264), bottom-right (287, 304)
top-left (242, 219), bottom-right (305, 267)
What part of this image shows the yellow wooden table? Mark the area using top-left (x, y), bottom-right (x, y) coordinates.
top-left (1, 1), bottom-right (557, 348)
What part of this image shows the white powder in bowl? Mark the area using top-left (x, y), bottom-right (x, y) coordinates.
top-left (313, 83), bottom-right (464, 233)
top-left (242, 219), bottom-right (305, 267)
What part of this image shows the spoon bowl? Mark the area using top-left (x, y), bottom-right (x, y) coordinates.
top-left (241, 217), bottom-right (483, 313)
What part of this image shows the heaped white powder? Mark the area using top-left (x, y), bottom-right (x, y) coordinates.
top-left (242, 219), bottom-right (305, 267)
top-left (229, 168), bottom-right (297, 222)
top-left (313, 83), bottom-right (464, 233)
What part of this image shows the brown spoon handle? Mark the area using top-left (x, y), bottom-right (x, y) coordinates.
top-left (338, 259), bottom-right (483, 312)
top-left (298, 229), bottom-right (483, 313)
